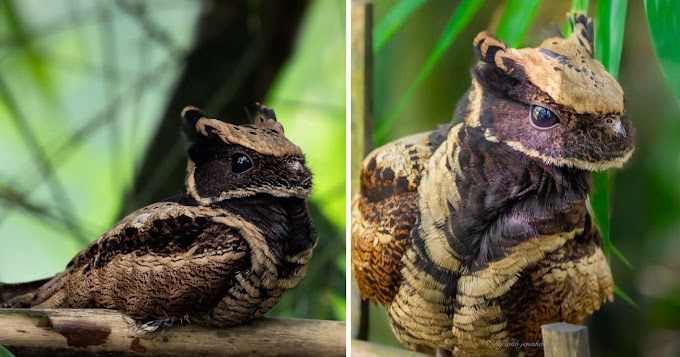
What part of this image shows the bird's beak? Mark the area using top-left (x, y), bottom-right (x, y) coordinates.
top-left (606, 118), bottom-right (626, 137)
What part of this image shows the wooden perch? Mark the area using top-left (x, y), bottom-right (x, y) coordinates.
top-left (0, 309), bottom-right (345, 356)
top-left (351, 340), bottom-right (429, 357)
top-left (542, 322), bottom-right (590, 357)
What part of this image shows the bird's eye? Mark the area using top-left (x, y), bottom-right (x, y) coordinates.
top-left (231, 153), bottom-right (253, 173)
top-left (530, 105), bottom-right (560, 129)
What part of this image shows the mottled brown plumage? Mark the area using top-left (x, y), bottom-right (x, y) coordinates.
top-left (2, 104), bottom-right (316, 329)
top-left (352, 13), bottom-right (634, 356)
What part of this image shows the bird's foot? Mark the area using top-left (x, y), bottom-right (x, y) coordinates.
top-left (137, 317), bottom-right (175, 332)
top-left (179, 314), bottom-right (191, 325)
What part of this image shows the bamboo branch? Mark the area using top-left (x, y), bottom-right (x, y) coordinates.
top-left (0, 309), bottom-right (345, 356)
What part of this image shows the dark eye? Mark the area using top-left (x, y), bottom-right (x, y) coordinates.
top-left (231, 153), bottom-right (253, 173)
top-left (530, 105), bottom-right (560, 129)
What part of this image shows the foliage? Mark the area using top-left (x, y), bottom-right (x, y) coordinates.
top-left (645, 0), bottom-right (680, 106)
top-left (375, 0), bottom-right (483, 142)
top-left (0, 344), bottom-right (14, 357)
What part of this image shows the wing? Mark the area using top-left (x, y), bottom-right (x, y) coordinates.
top-left (496, 213), bottom-right (613, 354)
top-left (530, 214), bottom-right (613, 322)
top-left (351, 127), bottom-right (448, 305)
top-left (31, 201), bottom-right (250, 322)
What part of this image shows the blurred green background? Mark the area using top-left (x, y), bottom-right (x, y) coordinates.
top-left (0, 0), bottom-right (345, 322)
top-left (352, 1), bottom-right (680, 356)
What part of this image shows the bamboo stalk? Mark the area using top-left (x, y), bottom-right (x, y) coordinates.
top-left (350, 0), bottom-right (374, 342)
top-left (351, 0), bottom-right (374, 188)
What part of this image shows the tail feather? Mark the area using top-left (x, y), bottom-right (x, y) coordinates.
top-left (0, 277), bottom-right (52, 306)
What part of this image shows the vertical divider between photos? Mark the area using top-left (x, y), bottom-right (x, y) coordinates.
top-left (350, 0), bottom-right (374, 343)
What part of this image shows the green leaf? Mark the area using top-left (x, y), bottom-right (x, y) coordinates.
top-left (564, 0), bottom-right (591, 35)
top-left (591, 171), bottom-right (611, 259)
top-left (571, 0), bottom-right (590, 11)
top-left (495, 0), bottom-right (541, 47)
top-left (614, 285), bottom-right (639, 309)
top-left (591, 0), bottom-right (637, 308)
top-left (595, 0), bottom-right (628, 79)
top-left (373, 0), bottom-right (426, 53)
top-left (611, 242), bottom-right (632, 269)
top-left (375, 0), bottom-right (485, 143)
top-left (591, 0), bottom-right (627, 262)
top-left (644, 0), bottom-right (680, 107)
top-left (0, 344), bottom-right (15, 357)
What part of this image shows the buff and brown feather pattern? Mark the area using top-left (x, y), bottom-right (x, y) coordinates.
top-left (1, 104), bottom-right (316, 329)
top-left (352, 13), bottom-right (634, 356)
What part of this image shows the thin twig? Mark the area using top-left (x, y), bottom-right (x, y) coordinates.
top-left (114, 0), bottom-right (185, 57)
top-left (0, 76), bottom-right (89, 245)
top-left (98, 3), bottom-right (125, 203)
top-left (0, 59), bottom-right (178, 232)
top-left (0, 185), bottom-right (99, 238)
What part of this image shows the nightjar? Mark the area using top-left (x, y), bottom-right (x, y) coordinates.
top-left (352, 13), bottom-right (634, 356)
top-left (1, 104), bottom-right (316, 330)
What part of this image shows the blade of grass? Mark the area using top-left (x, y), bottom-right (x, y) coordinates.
top-left (563, 0), bottom-right (591, 35)
top-left (593, 0), bottom-right (627, 262)
top-left (613, 285), bottom-right (639, 309)
top-left (595, 0), bottom-right (627, 77)
top-left (375, 0), bottom-right (485, 144)
top-left (644, 0), bottom-right (680, 107)
top-left (611, 243), bottom-right (632, 269)
top-left (495, 0), bottom-right (541, 47)
top-left (566, 1), bottom-right (635, 269)
top-left (0, 344), bottom-right (15, 357)
top-left (373, 0), bottom-right (426, 53)
top-left (590, 170), bottom-right (612, 260)
top-left (593, 0), bottom-right (637, 307)
top-left (571, 0), bottom-right (590, 11)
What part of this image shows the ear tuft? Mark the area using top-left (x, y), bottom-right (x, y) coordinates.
top-left (254, 102), bottom-right (278, 124)
top-left (182, 106), bottom-right (206, 125)
top-left (181, 106), bottom-right (207, 142)
top-left (568, 12), bottom-right (594, 57)
top-left (252, 102), bottom-right (285, 134)
top-left (473, 31), bottom-right (508, 65)
top-left (472, 31), bottom-right (526, 82)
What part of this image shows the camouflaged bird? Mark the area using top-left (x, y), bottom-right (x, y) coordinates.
top-left (352, 14), bottom-right (634, 356)
top-left (1, 104), bottom-right (316, 330)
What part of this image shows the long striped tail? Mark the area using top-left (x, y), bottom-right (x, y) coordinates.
top-left (0, 278), bottom-right (52, 307)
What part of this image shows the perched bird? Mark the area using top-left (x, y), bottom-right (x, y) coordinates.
top-left (352, 13), bottom-right (634, 356)
top-left (1, 104), bottom-right (316, 330)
